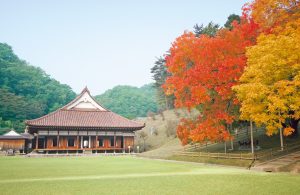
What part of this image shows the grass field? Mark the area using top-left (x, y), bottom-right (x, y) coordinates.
top-left (0, 156), bottom-right (300, 195)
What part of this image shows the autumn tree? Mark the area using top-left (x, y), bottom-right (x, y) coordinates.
top-left (151, 22), bottom-right (221, 111)
top-left (164, 10), bottom-right (259, 145)
top-left (251, 0), bottom-right (300, 32)
top-left (233, 0), bottom-right (300, 137)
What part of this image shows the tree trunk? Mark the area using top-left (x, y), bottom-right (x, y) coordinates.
top-left (250, 121), bottom-right (254, 154)
top-left (279, 127), bottom-right (284, 151)
top-left (230, 123), bottom-right (234, 150)
top-left (165, 95), bottom-right (169, 110)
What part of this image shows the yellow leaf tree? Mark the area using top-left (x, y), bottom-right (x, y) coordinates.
top-left (233, 19), bottom-right (300, 136)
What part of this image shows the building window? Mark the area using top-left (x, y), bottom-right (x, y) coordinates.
top-left (99, 138), bottom-right (103, 147)
top-left (68, 138), bottom-right (75, 147)
top-left (52, 138), bottom-right (58, 147)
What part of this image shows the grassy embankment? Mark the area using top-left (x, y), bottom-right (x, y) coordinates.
top-left (135, 109), bottom-right (300, 167)
top-left (135, 109), bottom-right (197, 155)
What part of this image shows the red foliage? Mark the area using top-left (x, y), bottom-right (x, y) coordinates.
top-left (164, 14), bottom-right (259, 145)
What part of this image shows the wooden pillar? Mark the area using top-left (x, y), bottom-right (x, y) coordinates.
top-left (36, 134), bottom-right (39, 149)
top-left (123, 136), bottom-right (125, 153)
top-left (77, 135), bottom-right (79, 149)
top-left (95, 134), bottom-right (98, 154)
top-left (96, 135), bottom-right (98, 148)
top-left (57, 135), bottom-right (59, 149)
top-left (89, 136), bottom-right (91, 148)
top-left (114, 133), bottom-right (116, 148)
top-left (114, 133), bottom-right (116, 153)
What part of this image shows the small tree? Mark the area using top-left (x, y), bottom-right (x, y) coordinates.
top-left (165, 120), bottom-right (178, 137)
top-left (174, 110), bottom-right (180, 118)
top-left (149, 126), bottom-right (158, 136)
top-left (224, 14), bottom-right (240, 30)
top-left (194, 22), bottom-right (220, 37)
top-left (158, 109), bottom-right (165, 121)
top-left (139, 131), bottom-right (148, 152)
top-left (147, 111), bottom-right (156, 120)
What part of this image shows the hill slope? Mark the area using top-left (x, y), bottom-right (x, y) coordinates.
top-left (0, 43), bottom-right (76, 131)
top-left (135, 109), bottom-right (199, 157)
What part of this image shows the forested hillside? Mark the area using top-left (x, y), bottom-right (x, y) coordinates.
top-left (0, 43), bottom-right (76, 131)
top-left (0, 43), bottom-right (160, 132)
top-left (95, 84), bottom-right (158, 119)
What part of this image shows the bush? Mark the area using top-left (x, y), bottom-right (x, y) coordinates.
top-left (149, 126), bottom-right (158, 136)
top-left (174, 110), bottom-right (180, 118)
top-left (153, 129), bottom-right (158, 136)
top-left (138, 131), bottom-right (148, 152)
top-left (158, 109), bottom-right (165, 121)
top-left (147, 111), bottom-right (156, 120)
top-left (165, 120), bottom-right (178, 137)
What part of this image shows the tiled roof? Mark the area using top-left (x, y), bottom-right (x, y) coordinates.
top-left (26, 109), bottom-right (145, 129)
top-left (25, 87), bottom-right (145, 130)
top-left (0, 130), bottom-right (32, 139)
top-left (0, 135), bottom-right (25, 140)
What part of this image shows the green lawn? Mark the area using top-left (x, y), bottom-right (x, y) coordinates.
top-left (0, 156), bottom-right (299, 195)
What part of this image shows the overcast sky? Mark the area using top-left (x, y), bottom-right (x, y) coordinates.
top-left (0, 0), bottom-right (248, 94)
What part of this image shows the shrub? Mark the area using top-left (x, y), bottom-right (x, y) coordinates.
top-left (165, 120), bottom-right (178, 137)
top-left (158, 109), bottom-right (165, 121)
top-left (149, 126), bottom-right (158, 136)
top-left (174, 110), bottom-right (180, 118)
top-left (147, 111), bottom-right (156, 120)
top-left (138, 131), bottom-right (148, 151)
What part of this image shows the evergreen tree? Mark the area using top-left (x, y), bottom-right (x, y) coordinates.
top-left (224, 14), bottom-right (241, 30)
top-left (193, 22), bottom-right (220, 37)
top-left (150, 57), bottom-right (174, 110)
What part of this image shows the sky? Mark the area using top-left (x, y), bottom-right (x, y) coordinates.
top-left (0, 0), bottom-right (249, 94)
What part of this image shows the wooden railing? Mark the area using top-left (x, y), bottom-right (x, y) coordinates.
top-left (175, 151), bottom-right (254, 160)
top-left (254, 141), bottom-right (300, 161)
top-left (177, 140), bottom-right (300, 161)
top-left (183, 127), bottom-right (264, 152)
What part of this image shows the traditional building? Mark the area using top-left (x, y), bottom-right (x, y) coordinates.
top-left (25, 87), bottom-right (145, 154)
top-left (0, 129), bottom-right (33, 153)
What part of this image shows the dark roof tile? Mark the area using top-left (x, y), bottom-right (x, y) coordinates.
top-left (26, 109), bottom-right (144, 129)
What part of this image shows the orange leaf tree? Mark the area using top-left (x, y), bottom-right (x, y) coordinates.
top-left (251, 0), bottom-right (300, 32)
top-left (164, 10), bottom-right (259, 145)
